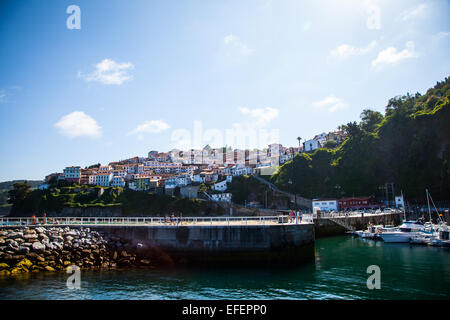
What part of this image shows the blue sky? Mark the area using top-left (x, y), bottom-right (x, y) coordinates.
top-left (0, 0), bottom-right (449, 181)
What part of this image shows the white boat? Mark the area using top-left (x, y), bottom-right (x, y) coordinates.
top-left (410, 234), bottom-right (432, 245)
top-left (380, 230), bottom-right (413, 243)
top-left (358, 225), bottom-right (390, 240)
top-left (397, 220), bottom-right (426, 232)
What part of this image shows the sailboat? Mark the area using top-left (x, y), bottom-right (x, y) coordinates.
top-left (379, 191), bottom-right (426, 243)
top-left (424, 190), bottom-right (449, 247)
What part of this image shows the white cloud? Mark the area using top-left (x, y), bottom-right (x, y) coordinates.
top-left (330, 40), bottom-right (377, 58)
top-left (54, 111), bottom-right (102, 138)
top-left (223, 34), bottom-right (254, 56)
top-left (80, 59), bottom-right (134, 85)
top-left (372, 41), bottom-right (416, 67)
top-left (401, 3), bottom-right (428, 21)
top-left (128, 120), bottom-right (170, 139)
top-left (313, 95), bottom-right (348, 112)
top-left (239, 107), bottom-right (279, 125)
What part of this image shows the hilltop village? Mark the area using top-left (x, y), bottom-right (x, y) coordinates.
top-left (40, 130), bottom-right (346, 209)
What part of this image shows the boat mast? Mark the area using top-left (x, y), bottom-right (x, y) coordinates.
top-left (426, 189), bottom-right (433, 232)
top-left (401, 190), bottom-right (406, 222)
top-left (428, 191), bottom-right (444, 225)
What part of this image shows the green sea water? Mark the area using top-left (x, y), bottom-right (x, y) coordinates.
top-left (0, 236), bottom-right (449, 300)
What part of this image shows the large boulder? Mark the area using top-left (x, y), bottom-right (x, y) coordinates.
top-left (24, 234), bottom-right (38, 241)
top-left (32, 242), bottom-right (46, 252)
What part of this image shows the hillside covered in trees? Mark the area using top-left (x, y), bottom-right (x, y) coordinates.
top-left (271, 77), bottom-right (450, 202)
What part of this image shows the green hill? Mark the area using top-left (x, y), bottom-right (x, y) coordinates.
top-left (271, 77), bottom-right (450, 202)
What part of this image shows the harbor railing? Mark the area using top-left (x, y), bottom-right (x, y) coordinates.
top-left (0, 215), bottom-right (314, 227)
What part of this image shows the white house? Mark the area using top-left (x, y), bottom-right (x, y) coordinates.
top-left (225, 175), bottom-right (233, 183)
top-left (175, 174), bottom-right (191, 187)
top-left (303, 139), bottom-right (321, 152)
top-left (212, 180), bottom-right (227, 192)
top-left (192, 174), bottom-right (205, 183)
top-left (279, 153), bottom-right (294, 164)
top-left (312, 199), bottom-right (338, 212)
top-left (231, 165), bottom-right (253, 176)
top-left (211, 193), bottom-right (232, 203)
top-left (89, 173), bottom-right (113, 187)
top-left (313, 132), bottom-right (327, 145)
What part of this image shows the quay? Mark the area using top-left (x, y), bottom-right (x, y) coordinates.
top-left (0, 216), bottom-right (315, 266)
top-left (0, 211), bottom-right (401, 265)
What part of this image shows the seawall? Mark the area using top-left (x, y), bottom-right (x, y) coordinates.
top-left (86, 224), bottom-right (315, 266)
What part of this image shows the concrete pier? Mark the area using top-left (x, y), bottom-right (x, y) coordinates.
top-left (88, 224), bottom-right (315, 266)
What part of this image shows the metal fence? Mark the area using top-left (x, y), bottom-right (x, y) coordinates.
top-left (0, 215), bottom-right (314, 227)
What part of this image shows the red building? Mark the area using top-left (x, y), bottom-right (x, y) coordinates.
top-left (338, 197), bottom-right (383, 210)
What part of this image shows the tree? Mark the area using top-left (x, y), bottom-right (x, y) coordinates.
top-left (199, 183), bottom-right (208, 193)
top-left (323, 140), bottom-right (338, 149)
top-left (360, 109), bottom-right (383, 132)
top-left (7, 182), bottom-right (31, 205)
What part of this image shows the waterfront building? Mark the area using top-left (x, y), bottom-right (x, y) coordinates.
top-left (312, 199), bottom-right (339, 212)
top-left (338, 197), bottom-right (383, 210)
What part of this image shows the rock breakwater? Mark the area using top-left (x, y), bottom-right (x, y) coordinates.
top-left (0, 227), bottom-right (153, 277)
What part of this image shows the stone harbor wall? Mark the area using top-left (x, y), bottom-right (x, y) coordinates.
top-left (0, 226), bottom-right (156, 277)
top-left (87, 224), bottom-right (316, 266)
top-left (0, 223), bottom-right (316, 275)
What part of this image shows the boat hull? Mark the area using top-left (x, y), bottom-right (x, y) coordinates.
top-left (380, 232), bottom-right (411, 243)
